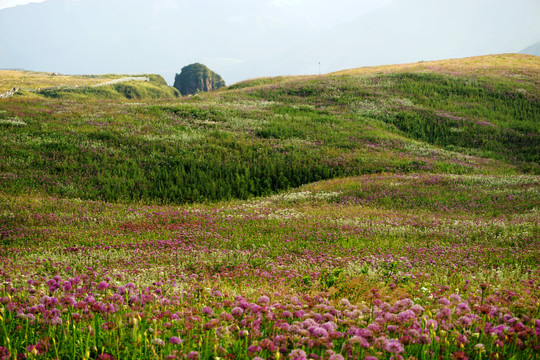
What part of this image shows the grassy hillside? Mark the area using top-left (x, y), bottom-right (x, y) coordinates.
top-left (0, 70), bottom-right (179, 99)
top-left (0, 173), bottom-right (538, 358)
top-left (0, 54), bottom-right (538, 204)
top-left (0, 70), bottom-right (109, 93)
top-left (0, 54), bottom-right (539, 359)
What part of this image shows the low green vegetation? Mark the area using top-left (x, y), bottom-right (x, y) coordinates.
top-left (1, 55), bottom-right (538, 204)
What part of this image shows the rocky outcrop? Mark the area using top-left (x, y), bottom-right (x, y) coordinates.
top-left (173, 63), bottom-right (225, 96)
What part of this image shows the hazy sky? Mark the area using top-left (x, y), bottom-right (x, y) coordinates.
top-left (1, 0), bottom-right (539, 84)
top-left (0, 0), bottom-right (46, 9)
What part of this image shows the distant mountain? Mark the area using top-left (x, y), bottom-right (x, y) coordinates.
top-left (520, 41), bottom-right (540, 56)
top-left (1, 0), bottom-right (539, 84)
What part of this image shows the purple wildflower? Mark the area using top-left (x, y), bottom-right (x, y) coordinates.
top-left (437, 297), bottom-right (450, 306)
top-left (410, 304), bottom-right (424, 314)
top-left (231, 306), bottom-right (243, 317)
top-left (397, 310), bottom-right (415, 323)
top-left (289, 349), bottom-right (307, 360)
top-left (457, 316), bottom-right (473, 327)
top-left (258, 295), bottom-right (270, 305)
top-left (201, 306), bottom-right (213, 316)
top-left (349, 335), bottom-right (369, 348)
top-left (328, 354), bottom-right (344, 360)
top-left (169, 336), bottom-right (183, 344)
top-left (312, 327), bottom-right (328, 338)
top-left (187, 351), bottom-right (200, 360)
top-left (97, 281), bottom-right (109, 291)
top-left (0, 346), bottom-right (10, 360)
top-left (385, 339), bottom-right (404, 354)
top-left (247, 345), bottom-right (262, 354)
top-left (97, 354), bottom-right (117, 360)
top-left (456, 303), bottom-right (471, 315)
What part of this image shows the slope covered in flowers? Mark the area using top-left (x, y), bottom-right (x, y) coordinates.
top-left (0, 54), bottom-right (539, 359)
top-left (1, 173), bottom-right (539, 359)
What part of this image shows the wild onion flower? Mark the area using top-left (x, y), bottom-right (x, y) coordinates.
top-left (187, 351), bottom-right (200, 360)
top-left (201, 306), bottom-right (213, 316)
top-left (289, 349), bottom-right (308, 360)
top-left (97, 354), bottom-right (117, 360)
top-left (247, 345), bottom-right (262, 354)
top-left (397, 310), bottom-right (415, 323)
top-left (437, 298), bottom-right (451, 306)
top-left (97, 281), bottom-right (109, 291)
top-left (385, 339), bottom-right (404, 354)
top-left (328, 354), bottom-right (344, 360)
top-left (456, 303), bottom-right (471, 315)
top-left (349, 335), bottom-right (369, 348)
top-left (0, 347), bottom-right (9, 360)
top-left (457, 316), bottom-right (473, 327)
top-left (231, 307), bottom-right (243, 317)
top-left (312, 327), bottom-right (328, 338)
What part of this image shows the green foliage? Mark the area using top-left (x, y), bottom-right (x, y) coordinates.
top-left (0, 56), bottom-right (538, 204)
top-left (37, 75), bottom-right (179, 100)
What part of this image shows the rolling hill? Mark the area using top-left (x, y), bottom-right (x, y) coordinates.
top-left (0, 54), bottom-right (538, 204)
top-left (0, 54), bottom-right (539, 359)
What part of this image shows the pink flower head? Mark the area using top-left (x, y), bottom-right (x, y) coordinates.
top-left (312, 327), bottom-right (328, 338)
top-left (258, 295), bottom-right (270, 305)
top-left (457, 316), bottom-right (473, 327)
top-left (349, 335), bottom-right (369, 348)
top-left (201, 306), bottom-right (213, 316)
top-left (456, 303), bottom-right (471, 315)
top-left (321, 321), bottom-right (337, 332)
top-left (169, 336), bottom-right (183, 344)
top-left (97, 354), bottom-right (117, 360)
top-left (97, 281), bottom-right (109, 291)
top-left (187, 351), bottom-right (200, 360)
top-left (231, 307), bottom-right (243, 317)
top-left (397, 310), bottom-right (415, 323)
top-left (0, 346), bottom-right (10, 360)
top-left (249, 304), bottom-right (262, 314)
top-left (247, 345), bottom-right (262, 354)
top-left (328, 354), bottom-right (344, 360)
top-left (437, 298), bottom-right (450, 306)
top-left (289, 349), bottom-right (307, 360)
top-left (385, 339), bottom-right (404, 354)
top-left (282, 310), bottom-right (293, 318)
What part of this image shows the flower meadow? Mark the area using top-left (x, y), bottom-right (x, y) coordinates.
top-left (0, 54), bottom-right (539, 359)
top-left (1, 173), bottom-right (539, 359)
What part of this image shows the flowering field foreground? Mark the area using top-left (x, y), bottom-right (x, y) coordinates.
top-left (1, 173), bottom-right (539, 359)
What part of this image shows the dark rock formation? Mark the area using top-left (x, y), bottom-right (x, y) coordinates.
top-left (173, 63), bottom-right (226, 95)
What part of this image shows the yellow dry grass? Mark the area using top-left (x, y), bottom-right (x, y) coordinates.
top-left (331, 53), bottom-right (540, 78)
top-left (0, 70), bottom-right (112, 93)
